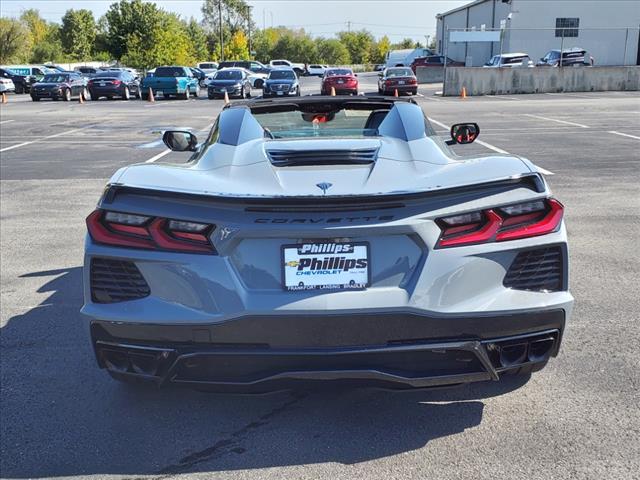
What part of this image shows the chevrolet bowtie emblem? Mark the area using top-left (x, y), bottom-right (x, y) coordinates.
top-left (316, 182), bottom-right (332, 195)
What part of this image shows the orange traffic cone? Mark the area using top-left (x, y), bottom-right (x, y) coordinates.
top-left (460, 86), bottom-right (467, 99)
top-left (330, 86), bottom-right (336, 96)
top-left (1, 92), bottom-right (7, 104)
top-left (394, 88), bottom-right (399, 97)
top-left (148, 87), bottom-right (155, 102)
top-left (223, 90), bottom-right (230, 104)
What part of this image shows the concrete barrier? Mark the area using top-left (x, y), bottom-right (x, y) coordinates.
top-left (416, 66), bottom-right (445, 83)
top-left (443, 66), bottom-right (640, 96)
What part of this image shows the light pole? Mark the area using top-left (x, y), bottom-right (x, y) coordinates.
top-left (218, 0), bottom-right (223, 61)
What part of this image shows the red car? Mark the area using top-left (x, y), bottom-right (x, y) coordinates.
top-left (410, 55), bottom-right (464, 74)
top-left (377, 67), bottom-right (418, 95)
top-left (320, 68), bottom-right (358, 95)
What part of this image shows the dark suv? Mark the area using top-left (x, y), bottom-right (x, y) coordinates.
top-left (537, 48), bottom-right (593, 67)
top-left (410, 55), bottom-right (463, 73)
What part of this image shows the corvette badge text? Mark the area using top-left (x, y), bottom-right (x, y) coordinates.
top-left (282, 242), bottom-right (369, 291)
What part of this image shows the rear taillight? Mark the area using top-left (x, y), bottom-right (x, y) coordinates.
top-left (112, 79), bottom-right (122, 86)
top-left (86, 210), bottom-right (215, 253)
top-left (436, 199), bottom-right (563, 248)
top-left (408, 78), bottom-right (417, 85)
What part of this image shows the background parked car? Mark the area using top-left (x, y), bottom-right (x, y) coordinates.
top-left (44, 65), bottom-right (67, 72)
top-left (140, 66), bottom-right (199, 100)
top-left (321, 68), bottom-right (358, 95)
top-left (537, 48), bottom-right (594, 67)
top-left (207, 68), bottom-right (252, 99)
top-left (411, 55), bottom-right (464, 73)
top-left (262, 67), bottom-right (300, 97)
top-left (74, 66), bottom-right (100, 78)
top-left (378, 67), bottom-right (418, 95)
top-left (269, 59), bottom-right (305, 75)
top-left (306, 64), bottom-right (328, 76)
top-left (197, 62), bottom-right (218, 73)
top-left (484, 53), bottom-right (534, 68)
top-left (88, 69), bottom-right (140, 100)
top-left (218, 60), bottom-right (271, 77)
top-left (0, 68), bottom-right (34, 94)
top-left (189, 67), bottom-right (208, 87)
top-left (30, 72), bottom-right (87, 101)
top-left (0, 77), bottom-right (15, 93)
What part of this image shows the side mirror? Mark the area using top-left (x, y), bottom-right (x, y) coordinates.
top-left (255, 78), bottom-right (264, 88)
top-left (448, 123), bottom-right (480, 145)
top-left (162, 131), bottom-right (198, 152)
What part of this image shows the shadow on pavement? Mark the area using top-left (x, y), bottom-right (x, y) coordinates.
top-left (1, 266), bottom-right (528, 478)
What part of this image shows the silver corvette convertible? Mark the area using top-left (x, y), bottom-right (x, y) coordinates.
top-left (82, 96), bottom-right (573, 391)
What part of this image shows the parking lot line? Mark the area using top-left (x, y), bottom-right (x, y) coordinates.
top-left (145, 149), bottom-right (171, 163)
top-left (0, 119), bottom-right (15, 125)
top-left (523, 114), bottom-right (590, 128)
top-left (485, 95), bottom-right (520, 101)
top-left (608, 131), bottom-right (640, 140)
top-left (0, 125), bottom-right (94, 153)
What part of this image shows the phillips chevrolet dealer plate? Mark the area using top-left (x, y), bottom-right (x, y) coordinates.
top-left (282, 242), bottom-right (370, 291)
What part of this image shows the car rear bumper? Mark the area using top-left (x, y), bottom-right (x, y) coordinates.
top-left (89, 87), bottom-right (125, 96)
top-left (90, 309), bottom-right (565, 391)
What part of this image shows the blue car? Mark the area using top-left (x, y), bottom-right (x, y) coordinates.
top-left (140, 66), bottom-right (199, 100)
top-left (262, 68), bottom-right (300, 97)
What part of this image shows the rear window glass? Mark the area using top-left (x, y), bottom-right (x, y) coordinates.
top-left (214, 70), bottom-right (242, 80)
top-left (253, 107), bottom-right (384, 139)
top-left (386, 68), bottom-right (414, 77)
top-left (326, 69), bottom-right (353, 76)
top-left (154, 67), bottom-right (186, 77)
top-left (503, 56), bottom-right (527, 64)
top-left (42, 74), bottom-right (69, 82)
top-left (269, 70), bottom-right (295, 80)
top-left (199, 63), bottom-right (217, 69)
top-left (95, 71), bottom-right (123, 78)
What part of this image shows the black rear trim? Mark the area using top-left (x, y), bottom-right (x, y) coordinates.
top-left (102, 174), bottom-right (544, 206)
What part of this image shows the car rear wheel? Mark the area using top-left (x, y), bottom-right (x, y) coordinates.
top-left (192, 86), bottom-right (199, 98)
top-left (31, 96), bottom-right (40, 101)
top-left (63, 88), bottom-right (71, 101)
top-left (122, 86), bottom-right (130, 100)
top-left (81, 88), bottom-right (89, 101)
top-left (15, 85), bottom-right (24, 94)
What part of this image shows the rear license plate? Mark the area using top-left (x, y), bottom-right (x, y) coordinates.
top-left (399, 81), bottom-right (405, 85)
top-left (99, 82), bottom-right (106, 86)
top-left (282, 242), bottom-right (370, 291)
top-left (337, 80), bottom-right (345, 84)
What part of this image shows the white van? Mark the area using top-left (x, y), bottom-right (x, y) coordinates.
top-left (2, 65), bottom-right (55, 79)
top-left (385, 48), bottom-right (433, 68)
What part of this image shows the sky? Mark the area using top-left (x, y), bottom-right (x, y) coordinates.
top-left (0, 0), bottom-right (469, 42)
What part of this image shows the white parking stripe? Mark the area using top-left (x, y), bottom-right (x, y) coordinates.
top-left (474, 139), bottom-right (510, 154)
top-left (145, 149), bottom-right (171, 163)
top-left (523, 114), bottom-right (589, 128)
top-left (426, 116), bottom-right (448, 130)
top-left (0, 125), bottom-right (93, 153)
top-left (608, 131), bottom-right (640, 140)
top-left (0, 119), bottom-right (15, 125)
top-left (486, 95), bottom-right (520, 101)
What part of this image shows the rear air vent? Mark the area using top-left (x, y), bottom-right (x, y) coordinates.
top-left (267, 148), bottom-right (378, 167)
top-left (90, 258), bottom-right (150, 303)
top-left (503, 247), bottom-right (564, 292)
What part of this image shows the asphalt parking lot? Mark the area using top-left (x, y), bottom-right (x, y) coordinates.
top-left (1, 73), bottom-right (639, 480)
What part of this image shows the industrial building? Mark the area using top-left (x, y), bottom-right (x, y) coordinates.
top-left (435, 0), bottom-right (640, 67)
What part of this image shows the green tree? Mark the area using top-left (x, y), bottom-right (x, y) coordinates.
top-left (61, 9), bottom-right (97, 60)
top-left (104, 0), bottom-right (163, 59)
top-left (224, 30), bottom-right (249, 59)
top-left (201, 0), bottom-right (253, 34)
top-left (370, 35), bottom-right (390, 64)
top-left (337, 30), bottom-right (374, 64)
top-left (186, 18), bottom-right (209, 61)
top-left (393, 38), bottom-right (415, 49)
top-left (252, 27), bottom-right (279, 63)
top-left (316, 38), bottom-right (350, 64)
top-left (0, 17), bottom-right (29, 63)
top-left (20, 9), bottom-right (48, 46)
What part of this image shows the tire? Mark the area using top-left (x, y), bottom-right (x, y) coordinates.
top-left (89, 90), bottom-right (97, 100)
top-left (295, 87), bottom-right (300, 96)
top-left (63, 88), bottom-right (71, 101)
top-left (31, 96), bottom-right (40, 101)
top-left (246, 88), bottom-right (251, 99)
top-left (192, 86), bottom-right (199, 98)
top-left (15, 84), bottom-right (24, 94)
top-left (122, 86), bottom-right (130, 100)
top-left (207, 94), bottom-right (215, 100)
top-left (141, 92), bottom-right (148, 101)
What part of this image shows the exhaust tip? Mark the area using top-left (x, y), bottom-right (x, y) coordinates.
top-left (498, 342), bottom-right (528, 368)
top-left (528, 337), bottom-right (555, 362)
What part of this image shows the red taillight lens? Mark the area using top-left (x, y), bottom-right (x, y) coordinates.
top-left (436, 199), bottom-right (564, 248)
top-left (112, 80), bottom-right (122, 86)
top-left (86, 210), bottom-right (215, 253)
top-left (408, 78), bottom-right (417, 85)
top-left (385, 80), bottom-right (394, 86)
